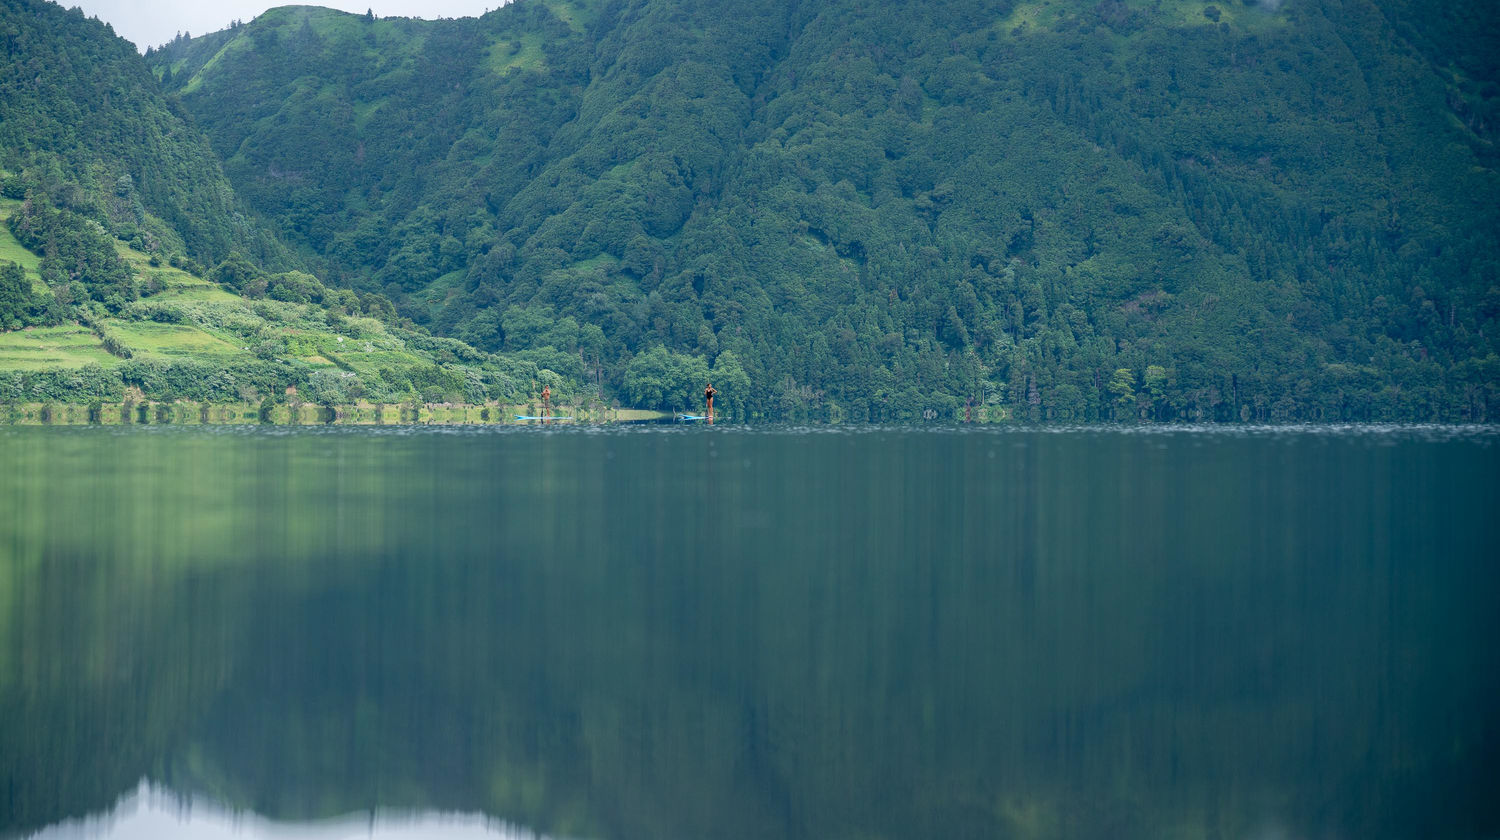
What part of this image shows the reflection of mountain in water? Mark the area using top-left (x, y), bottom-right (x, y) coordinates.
top-left (2, 428), bottom-right (1498, 840)
top-left (25, 782), bottom-right (543, 840)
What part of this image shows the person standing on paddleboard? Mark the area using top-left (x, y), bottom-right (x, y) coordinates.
top-left (541, 385), bottom-right (551, 422)
top-left (704, 382), bottom-right (717, 424)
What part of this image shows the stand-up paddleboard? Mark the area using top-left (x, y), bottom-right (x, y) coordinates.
top-left (514, 415), bottom-right (574, 421)
top-left (676, 414), bottom-right (707, 421)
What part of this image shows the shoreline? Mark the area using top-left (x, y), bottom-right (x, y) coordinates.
top-left (0, 401), bottom-right (675, 426)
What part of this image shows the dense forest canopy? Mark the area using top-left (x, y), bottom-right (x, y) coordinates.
top-left (143, 0), bottom-right (1500, 421)
top-left (1, 0), bottom-right (1496, 419)
top-left (0, 0), bottom-right (291, 268)
top-left (0, 0), bottom-right (589, 410)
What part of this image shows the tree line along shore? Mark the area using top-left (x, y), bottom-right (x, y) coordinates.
top-left (0, 400), bottom-right (687, 426)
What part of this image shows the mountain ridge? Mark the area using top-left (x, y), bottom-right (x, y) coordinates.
top-left (143, 0), bottom-right (1499, 420)
top-left (0, 0), bottom-right (583, 411)
top-left (2, 0), bottom-right (1495, 420)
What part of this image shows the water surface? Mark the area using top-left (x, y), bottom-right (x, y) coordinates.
top-left (1, 425), bottom-right (1497, 839)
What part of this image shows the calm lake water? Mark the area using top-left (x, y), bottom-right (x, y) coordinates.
top-left (1, 425), bottom-right (1497, 840)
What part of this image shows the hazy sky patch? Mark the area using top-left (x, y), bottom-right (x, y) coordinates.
top-left (69, 0), bottom-right (505, 51)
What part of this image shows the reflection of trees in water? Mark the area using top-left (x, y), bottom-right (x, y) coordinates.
top-left (2, 430), bottom-right (1497, 839)
top-left (0, 550), bottom-right (247, 835)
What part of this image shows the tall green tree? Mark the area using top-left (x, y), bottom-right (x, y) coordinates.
top-left (623, 346), bottom-right (710, 411)
top-left (0, 262), bottom-right (32, 330)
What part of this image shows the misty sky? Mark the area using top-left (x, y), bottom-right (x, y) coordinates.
top-left (70, 0), bottom-right (506, 51)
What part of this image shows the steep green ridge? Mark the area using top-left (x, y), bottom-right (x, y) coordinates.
top-left (0, 0), bottom-right (289, 267)
top-left (0, 0), bottom-right (578, 408)
top-left (149, 0), bottom-right (1500, 421)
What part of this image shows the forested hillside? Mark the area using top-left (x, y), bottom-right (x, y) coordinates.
top-left (0, 0), bottom-right (574, 410)
top-left (0, 0), bottom-right (294, 268)
top-left (148, 0), bottom-right (1500, 421)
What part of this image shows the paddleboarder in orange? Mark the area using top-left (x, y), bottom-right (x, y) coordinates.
top-left (541, 385), bottom-right (551, 422)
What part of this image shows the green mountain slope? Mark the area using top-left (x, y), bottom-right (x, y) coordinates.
top-left (0, 195), bottom-right (557, 409)
top-left (154, 0), bottom-right (1500, 421)
top-left (0, 0), bottom-right (292, 267)
top-left (0, 0), bottom-right (576, 410)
